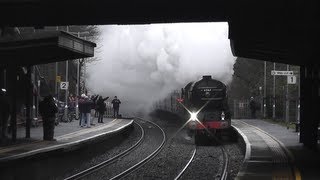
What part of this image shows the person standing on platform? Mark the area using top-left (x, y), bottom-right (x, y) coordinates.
top-left (97, 96), bottom-right (109, 123)
top-left (90, 95), bottom-right (99, 124)
top-left (39, 94), bottom-right (58, 141)
top-left (111, 96), bottom-right (121, 118)
top-left (68, 93), bottom-right (76, 113)
top-left (0, 89), bottom-right (10, 143)
top-left (78, 94), bottom-right (85, 126)
top-left (82, 95), bottom-right (93, 128)
top-left (249, 97), bottom-right (257, 119)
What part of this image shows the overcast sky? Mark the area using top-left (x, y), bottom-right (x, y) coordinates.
top-left (86, 23), bottom-right (236, 115)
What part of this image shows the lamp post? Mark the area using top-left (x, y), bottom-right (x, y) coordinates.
top-left (55, 26), bottom-right (59, 99)
top-left (285, 65), bottom-right (290, 123)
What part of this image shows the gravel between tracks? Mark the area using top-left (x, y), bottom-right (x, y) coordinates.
top-left (125, 113), bottom-right (195, 179)
top-left (224, 143), bottom-right (244, 180)
top-left (181, 146), bottom-right (223, 180)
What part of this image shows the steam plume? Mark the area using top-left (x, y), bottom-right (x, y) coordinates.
top-left (87, 23), bottom-right (235, 115)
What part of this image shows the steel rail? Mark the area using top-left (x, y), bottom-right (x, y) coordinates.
top-left (109, 117), bottom-right (166, 180)
top-left (174, 147), bottom-right (197, 180)
top-left (208, 136), bottom-right (229, 180)
top-left (220, 146), bottom-right (229, 180)
top-left (64, 121), bottom-right (145, 180)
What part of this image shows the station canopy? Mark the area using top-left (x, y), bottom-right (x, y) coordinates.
top-left (0, 31), bottom-right (96, 66)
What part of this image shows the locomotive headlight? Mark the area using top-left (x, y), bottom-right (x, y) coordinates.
top-left (190, 112), bottom-right (198, 121)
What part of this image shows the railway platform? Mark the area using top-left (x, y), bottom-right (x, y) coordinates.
top-left (233, 119), bottom-right (320, 180)
top-left (0, 118), bottom-right (133, 164)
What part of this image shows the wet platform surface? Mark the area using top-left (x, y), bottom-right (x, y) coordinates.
top-left (233, 119), bottom-right (320, 180)
top-left (0, 118), bottom-right (133, 163)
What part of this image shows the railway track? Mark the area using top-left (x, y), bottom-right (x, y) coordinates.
top-left (174, 147), bottom-right (197, 180)
top-left (175, 140), bottom-right (229, 180)
top-left (64, 117), bottom-right (166, 180)
top-left (109, 117), bottom-right (166, 180)
top-left (219, 146), bottom-right (229, 180)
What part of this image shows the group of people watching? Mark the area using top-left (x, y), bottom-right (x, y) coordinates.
top-left (78, 94), bottom-right (121, 128)
top-left (38, 93), bottom-right (122, 141)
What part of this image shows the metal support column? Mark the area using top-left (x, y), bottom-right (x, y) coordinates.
top-left (26, 66), bottom-right (32, 138)
top-left (32, 66), bottom-right (36, 120)
top-left (297, 67), bottom-right (300, 125)
top-left (273, 62), bottom-right (276, 119)
top-left (75, 32), bottom-right (80, 119)
top-left (263, 61), bottom-right (267, 118)
top-left (55, 62), bottom-right (58, 98)
top-left (64, 60), bottom-right (69, 122)
top-left (36, 77), bottom-right (40, 118)
top-left (285, 65), bottom-right (290, 123)
top-left (9, 66), bottom-right (17, 141)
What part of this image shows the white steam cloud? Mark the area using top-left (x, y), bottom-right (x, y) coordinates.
top-left (87, 23), bottom-right (236, 115)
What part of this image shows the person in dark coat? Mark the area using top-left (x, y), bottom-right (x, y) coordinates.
top-left (0, 89), bottom-right (10, 142)
top-left (97, 96), bottom-right (109, 123)
top-left (80, 95), bottom-right (94, 128)
top-left (92, 95), bottom-right (99, 118)
top-left (39, 94), bottom-right (58, 141)
top-left (78, 94), bottom-right (85, 126)
top-left (111, 96), bottom-right (121, 118)
top-left (249, 97), bottom-right (257, 119)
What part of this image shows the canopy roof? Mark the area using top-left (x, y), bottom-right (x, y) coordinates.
top-left (0, 31), bottom-right (96, 66)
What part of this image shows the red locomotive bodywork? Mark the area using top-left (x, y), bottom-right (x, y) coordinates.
top-left (195, 120), bottom-right (230, 130)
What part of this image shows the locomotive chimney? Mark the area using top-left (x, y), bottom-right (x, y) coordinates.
top-left (202, 75), bottom-right (212, 80)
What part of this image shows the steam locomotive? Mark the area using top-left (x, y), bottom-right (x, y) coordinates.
top-left (181, 75), bottom-right (235, 144)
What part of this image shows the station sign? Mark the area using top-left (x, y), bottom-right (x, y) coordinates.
top-left (271, 70), bottom-right (293, 76)
top-left (287, 75), bottom-right (297, 84)
top-left (60, 82), bottom-right (69, 90)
